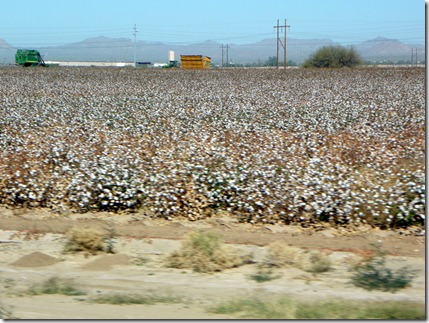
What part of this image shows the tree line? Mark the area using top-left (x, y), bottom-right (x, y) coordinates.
top-left (222, 45), bottom-right (422, 68)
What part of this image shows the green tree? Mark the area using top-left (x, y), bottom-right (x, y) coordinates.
top-left (303, 45), bottom-right (362, 68)
top-left (287, 60), bottom-right (297, 66)
top-left (265, 56), bottom-right (277, 66)
top-left (265, 57), bottom-right (297, 67)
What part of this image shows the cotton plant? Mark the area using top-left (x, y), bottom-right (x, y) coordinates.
top-left (0, 67), bottom-right (424, 228)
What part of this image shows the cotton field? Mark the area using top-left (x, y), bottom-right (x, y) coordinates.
top-left (0, 67), bottom-right (425, 228)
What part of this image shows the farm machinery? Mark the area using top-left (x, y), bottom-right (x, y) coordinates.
top-left (15, 49), bottom-right (47, 67)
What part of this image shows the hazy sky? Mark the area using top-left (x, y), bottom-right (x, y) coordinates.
top-left (0, 0), bottom-right (425, 47)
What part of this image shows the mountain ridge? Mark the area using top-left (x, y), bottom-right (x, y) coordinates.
top-left (0, 36), bottom-right (424, 65)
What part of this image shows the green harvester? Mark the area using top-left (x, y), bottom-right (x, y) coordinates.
top-left (15, 49), bottom-right (47, 67)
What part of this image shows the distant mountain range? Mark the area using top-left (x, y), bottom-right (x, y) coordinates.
top-left (0, 36), bottom-right (425, 65)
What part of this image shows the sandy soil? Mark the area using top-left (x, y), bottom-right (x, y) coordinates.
top-left (0, 206), bottom-right (425, 319)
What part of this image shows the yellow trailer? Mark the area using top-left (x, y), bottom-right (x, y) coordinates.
top-left (180, 55), bottom-right (211, 69)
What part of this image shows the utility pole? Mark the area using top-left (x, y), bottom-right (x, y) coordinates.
top-left (133, 24), bottom-right (138, 67)
top-left (221, 44), bottom-right (230, 68)
top-left (275, 19), bottom-right (279, 69)
top-left (283, 19), bottom-right (287, 69)
top-left (226, 44), bottom-right (229, 67)
top-left (273, 19), bottom-right (290, 70)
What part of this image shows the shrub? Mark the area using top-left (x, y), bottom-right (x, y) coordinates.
top-left (303, 45), bottom-right (362, 68)
top-left (88, 293), bottom-right (179, 305)
top-left (64, 227), bottom-right (106, 255)
top-left (350, 247), bottom-right (417, 292)
top-left (249, 267), bottom-right (281, 283)
top-left (166, 230), bottom-right (246, 273)
top-left (26, 277), bottom-right (86, 296)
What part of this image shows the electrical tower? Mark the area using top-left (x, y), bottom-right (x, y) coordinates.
top-left (411, 48), bottom-right (418, 65)
top-left (221, 44), bottom-right (230, 68)
top-left (133, 24), bottom-right (138, 67)
top-left (273, 19), bottom-right (290, 70)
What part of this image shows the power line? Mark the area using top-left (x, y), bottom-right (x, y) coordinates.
top-left (3, 20), bottom-right (424, 49)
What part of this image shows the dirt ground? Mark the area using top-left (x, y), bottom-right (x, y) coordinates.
top-left (0, 206), bottom-right (425, 319)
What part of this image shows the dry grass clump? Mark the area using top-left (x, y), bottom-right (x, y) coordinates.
top-left (302, 250), bottom-right (332, 273)
top-left (64, 227), bottom-right (106, 255)
top-left (265, 241), bottom-right (302, 267)
top-left (166, 230), bottom-right (246, 273)
top-left (263, 242), bottom-right (331, 273)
